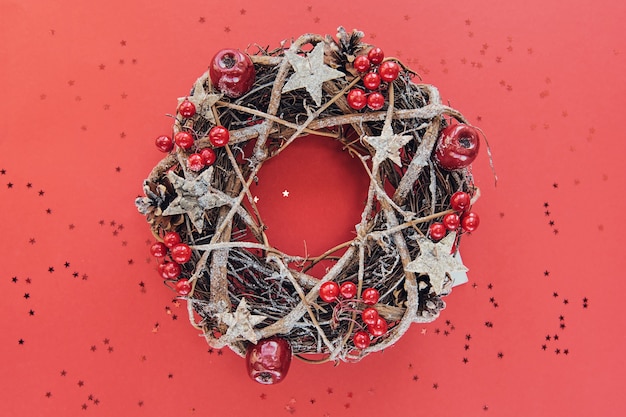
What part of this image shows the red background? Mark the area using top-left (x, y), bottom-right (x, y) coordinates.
top-left (2, 0), bottom-right (625, 415)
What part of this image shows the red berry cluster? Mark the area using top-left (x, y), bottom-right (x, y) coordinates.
top-left (154, 126), bottom-right (229, 172)
top-left (318, 282), bottom-right (386, 350)
top-left (347, 47), bottom-right (401, 111)
top-left (428, 191), bottom-right (480, 241)
top-left (150, 231), bottom-right (193, 296)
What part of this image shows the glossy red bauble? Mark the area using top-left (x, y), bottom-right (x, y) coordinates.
top-left (379, 61), bottom-right (400, 82)
top-left (367, 47), bottom-right (385, 65)
top-left (429, 222), bottom-right (447, 241)
top-left (362, 307), bottom-right (379, 325)
top-left (174, 131), bottom-right (194, 149)
top-left (434, 124), bottom-right (480, 170)
top-left (155, 135), bottom-right (174, 153)
top-left (161, 262), bottom-right (181, 279)
top-left (246, 336), bottom-right (292, 385)
top-left (367, 92), bottom-right (385, 110)
top-left (209, 49), bottom-right (256, 98)
top-left (171, 243), bottom-right (192, 264)
top-left (347, 89), bottom-right (367, 110)
top-left (339, 281), bottom-right (357, 299)
top-left (209, 126), bottom-right (230, 147)
top-left (363, 72), bottom-right (381, 91)
top-left (362, 288), bottom-right (380, 305)
top-left (163, 231), bottom-right (181, 248)
top-left (353, 55), bottom-right (371, 72)
top-left (187, 153), bottom-right (204, 172)
top-left (150, 242), bottom-right (168, 258)
top-left (178, 99), bottom-right (196, 118)
top-left (450, 191), bottom-right (471, 212)
top-left (200, 148), bottom-right (216, 165)
top-left (443, 213), bottom-right (461, 231)
top-left (461, 212), bottom-right (480, 232)
top-left (175, 279), bottom-right (192, 296)
top-left (319, 281), bottom-right (340, 302)
top-left (367, 316), bottom-right (388, 337)
top-left (353, 330), bottom-right (371, 349)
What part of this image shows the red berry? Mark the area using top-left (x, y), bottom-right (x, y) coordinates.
top-left (367, 47), bottom-right (385, 65)
top-left (200, 148), bottom-right (216, 165)
top-left (379, 60), bottom-right (400, 82)
top-left (175, 279), bottom-right (192, 296)
top-left (442, 213), bottom-right (461, 231)
top-left (347, 89), bottom-right (367, 110)
top-left (362, 72), bottom-right (381, 90)
top-left (174, 131), bottom-right (194, 149)
top-left (461, 212), bottom-right (480, 232)
top-left (340, 282), bottom-right (357, 299)
top-left (429, 222), bottom-right (447, 241)
top-left (367, 316), bottom-right (388, 337)
top-left (187, 153), bottom-right (204, 171)
top-left (319, 281), bottom-right (340, 302)
top-left (150, 242), bottom-right (168, 258)
top-left (209, 126), bottom-right (230, 147)
top-left (353, 330), bottom-right (371, 349)
top-left (163, 231), bottom-right (181, 248)
top-left (171, 243), bottom-right (192, 264)
top-left (362, 288), bottom-right (380, 305)
top-left (434, 124), bottom-right (480, 170)
top-left (246, 336), bottom-right (292, 384)
top-left (367, 92), bottom-right (385, 110)
top-left (450, 191), bottom-right (471, 212)
top-left (353, 55), bottom-right (371, 72)
top-left (362, 307), bottom-right (379, 325)
top-left (209, 49), bottom-right (256, 98)
top-left (155, 135), bottom-right (174, 153)
top-left (162, 262), bottom-right (181, 279)
top-left (179, 99), bottom-right (196, 118)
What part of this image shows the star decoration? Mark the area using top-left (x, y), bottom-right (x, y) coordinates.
top-left (405, 233), bottom-right (468, 295)
top-left (178, 75), bottom-right (222, 124)
top-left (162, 168), bottom-right (229, 232)
top-left (282, 42), bottom-right (345, 106)
top-left (363, 122), bottom-right (412, 166)
top-left (216, 299), bottom-right (266, 344)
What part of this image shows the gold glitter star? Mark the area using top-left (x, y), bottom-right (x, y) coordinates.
top-left (216, 299), bottom-right (266, 344)
top-left (178, 73), bottom-right (222, 124)
top-left (405, 233), bottom-right (468, 295)
top-left (282, 42), bottom-right (345, 106)
top-left (363, 122), bottom-right (412, 166)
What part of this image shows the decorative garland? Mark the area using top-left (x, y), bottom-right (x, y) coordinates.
top-left (136, 27), bottom-right (483, 384)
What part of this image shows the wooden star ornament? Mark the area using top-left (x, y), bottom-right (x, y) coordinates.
top-left (216, 298), bottom-right (267, 344)
top-left (363, 121), bottom-right (412, 167)
top-left (178, 73), bottom-right (222, 124)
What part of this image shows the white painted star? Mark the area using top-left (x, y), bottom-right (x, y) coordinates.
top-left (178, 73), bottom-right (222, 124)
top-left (253, 195), bottom-right (259, 203)
top-left (363, 122), bottom-right (412, 167)
top-left (282, 190), bottom-right (290, 197)
top-left (405, 233), bottom-right (468, 295)
top-left (216, 299), bottom-right (267, 344)
top-left (282, 42), bottom-right (345, 106)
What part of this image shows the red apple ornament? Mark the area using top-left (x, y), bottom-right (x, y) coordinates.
top-left (209, 49), bottom-right (256, 98)
top-left (434, 124), bottom-right (480, 170)
top-left (246, 336), bottom-right (292, 385)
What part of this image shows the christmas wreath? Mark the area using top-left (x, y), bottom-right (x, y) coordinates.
top-left (136, 27), bottom-right (483, 384)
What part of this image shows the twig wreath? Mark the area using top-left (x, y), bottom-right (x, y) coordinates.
top-left (136, 27), bottom-right (483, 384)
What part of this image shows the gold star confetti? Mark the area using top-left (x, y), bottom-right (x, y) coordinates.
top-left (178, 74), bottom-right (222, 124)
top-left (405, 233), bottom-right (468, 295)
top-left (216, 299), bottom-right (266, 344)
top-left (282, 42), bottom-right (345, 106)
top-left (363, 122), bottom-right (412, 166)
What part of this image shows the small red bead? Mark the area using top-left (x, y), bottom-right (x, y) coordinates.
top-left (200, 148), bottom-right (216, 165)
top-left (319, 282), bottom-right (340, 303)
top-left (443, 213), bottom-right (461, 231)
top-left (367, 47), bottom-right (385, 65)
top-left (171, 243), bottom-right (192, 264)
top-left (367, 316), bottom-right (388, 337)
top-left (429, 222), bottom-right (447, 241)
top-left (362, 72), bottom-right (381, 91)
top-left (367, 92), bottom-right (385, 110)
top-left (347, 89), bottom-right (367, 110)
top-left (340, 282), bottom-right (357, 299)
top-left (450, 191), bottom-right (471, 212)
top-left (461, 212), bottom-right (480, 232)
top-left (163, 231), bottom-right (181, 248)
top-left (174, 131), bottom-right (194, 149)
top-left (179, 99), bottom-right (196, 118)
top-left (362, 288), bottom-right (380, 305)
top-left (187, 153), bottom-right (204, 171)
top-left (150, 242), bottom-right (168, 258)
top-left (162, 262), bottom-right (181, 279)
top-left (362, 307), bottom-right (379, 325)
top-left (379, 61), bottom-right (400, 82)
top-left (353, 55), bottom-right (371, 72)
top-left (175, 279), bottom-right (192, 296)
top-left (209, 126), bottom-right (230, 147)
top-left (155, 135), bottom-right (174, 153)
top-left (353, 330), bottom-right (371, 349)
